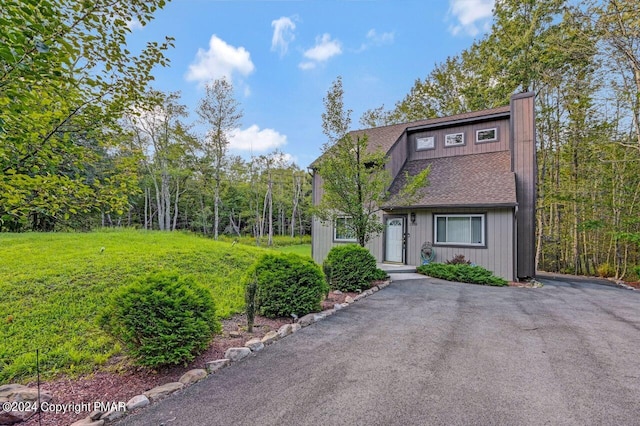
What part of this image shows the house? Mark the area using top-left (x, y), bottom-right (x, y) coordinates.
top-left (311, 92), bottom-right (536, 281)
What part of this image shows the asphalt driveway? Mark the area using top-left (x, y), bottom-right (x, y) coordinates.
top-left (118, 274), bottom-right (640, 426)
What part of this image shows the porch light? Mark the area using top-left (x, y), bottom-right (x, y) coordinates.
top-left (410, 212), bottom-right (416, 224)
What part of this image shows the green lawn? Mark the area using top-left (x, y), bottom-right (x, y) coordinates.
top-left (273, 243), bottom-right (312, 257)
top-left (0, 230), bottom-right (279, 383)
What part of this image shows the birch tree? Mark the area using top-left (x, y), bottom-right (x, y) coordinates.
top-left (196, 78), bottom-right (243, 240)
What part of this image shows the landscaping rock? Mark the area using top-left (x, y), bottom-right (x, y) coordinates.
top-left (205, 359), bottom-right (230, 374)
top-left (100, 408), bottom-right (125, 422)
top-left (229, 330), bottom-right (242, 338)
top-left (298, 313), bottom-right (316, 327)
top-left (224, 347), bottom-right (251, 362)
top-left (334, 303), bottom-right (343, 310)
top-left (277, 324), bottom-right (293, 338)
top-left (371, 286), bottom-right (379, 292)
top-left (179, 368), bottom-right (207, 385)
top-left (333, 290), bottom-right (343, 295)
top-left (89, 410), bottom-right (106, 421)
top-left (378, 281), bottom-right (389, 289)
top-left (126, 394), bottom-right (150, 411)
top-left (313, 313), bottom-right (326, 321)
top-left (70, 417), bottom-right (104, 426)
top-left (143, 382), bottom-right (184, 401)
top-left (291, 323), bottom-right (301, 333)
top-left (354, 293), bottom-right (366, 301)
top-left (345, 296), bottom-right (355, 304)
top-left (340, 303), bottom-right (349, 308)
top-left (323, 308), bottom-right (336, 316)
top-left (261, 331), bottom-right (279, 345)
top-left (244, 338), bottom-right (264, 352)
top-left (0, 384), bottom-right (53, 424)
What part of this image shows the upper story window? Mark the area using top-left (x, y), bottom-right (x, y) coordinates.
top-left (445, 132), bottom-right (465, 147)
top-left (334, 216), bottom-right (357, 242)
top-left (434, 214), bottom-right (485, 246)
top-left (476, 128), bottom-right (498, 143)
top-left (416, 136), bottom-right (435, 151)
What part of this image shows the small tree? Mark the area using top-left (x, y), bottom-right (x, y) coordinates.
top-left (314, 76), bottom-right (429, 247)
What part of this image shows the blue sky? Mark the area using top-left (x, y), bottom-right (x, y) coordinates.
top-left (128, 0), bottom-right (495, 168)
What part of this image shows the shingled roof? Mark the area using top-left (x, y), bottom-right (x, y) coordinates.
top-left (385, 151), bottom-right (517, 208)
top-left (311, 105), bottom-right (511, 168)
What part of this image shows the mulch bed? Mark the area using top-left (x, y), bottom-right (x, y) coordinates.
top-left (21, 290), bottom-right (354, 426)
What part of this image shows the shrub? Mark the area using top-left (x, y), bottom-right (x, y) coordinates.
top-left (246, 253), bottom-right (328, 318)
top-left (445, 254), bottom-right (472, 265)
top-left (597, 263), bottom-right (615, 278)
top-left (323, 244), bottom-right (388, 292)
top-left (99, 272), bottom-right (220, 368)
top-left (417, 263), bottom-right (507, 286)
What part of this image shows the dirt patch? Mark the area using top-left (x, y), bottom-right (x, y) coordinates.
top-left (20, 291), bottom-right (349, 426)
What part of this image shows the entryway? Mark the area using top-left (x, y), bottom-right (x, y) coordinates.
top-left (384, 215), bottom-right (405, 263)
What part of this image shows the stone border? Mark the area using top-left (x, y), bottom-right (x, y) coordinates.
top-left (62, 279), bottom-right (392, 425)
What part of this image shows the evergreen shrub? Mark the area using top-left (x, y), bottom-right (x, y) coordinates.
top-left (246, 253), bottom-right (328, 318)
top-left (99, 272), bottom-right (220, 367)
top-left (417, 263), bottom-right (507, 286)
top-left (323, 244), bottom-right (388, 292)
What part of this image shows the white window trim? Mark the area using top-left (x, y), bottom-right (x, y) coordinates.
top-left (334, 216), bottom-right (357, 242)
top-left (416, 136), bottom-right (435, 151)
top-left (476, 127), bottom-right (498, 143)
top-left (444, 132), bottom-right (465, 147)
top-left (434, 214), bottom-right (485, 246)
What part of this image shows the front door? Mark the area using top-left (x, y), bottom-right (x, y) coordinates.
top-left (385, 216), bottom-right (405, 263)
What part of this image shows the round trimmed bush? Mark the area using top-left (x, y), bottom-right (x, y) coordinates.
top-left (246, 253), bottom-right (328, 318)
top-left (323, 244), bottom-right (388, 292)
top-left (99, 272), bottom-right (220, 367)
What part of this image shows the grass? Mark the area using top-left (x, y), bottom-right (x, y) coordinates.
top-left (0, 229), bottom-right (276, 383)
top-left (273, 244), bottom-right (311, 257)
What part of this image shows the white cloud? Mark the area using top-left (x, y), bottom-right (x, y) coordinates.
top-left (447, 0), bottom-right (494, 36)
top-left (127, 18), bottom-right (144, 31)
top-left (186, 35), bottom-right (255, 85)
top-left (366, 29), bottom-right (394, 45)
top-left (357, 29), bottom-right (395, 52)
top-left (299, 33), bottom-right (342, 69)
top-left (271, 16), bottom-right (296, 56)
top-left (298, 61), bottom-right (316, 70)
top-left (229, 125), bottom-right (287, 152)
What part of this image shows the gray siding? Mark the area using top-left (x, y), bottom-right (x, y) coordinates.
top-left (311, 213), bottom-right (383, 266)
top-left (386, 133), bottom-right (408, 178)
top-left (409, 119), bottom-right (510, 161)
top-left (396, 208), bottom-right (515, 281)
top-left (511, 92), bottom-right (536, 278)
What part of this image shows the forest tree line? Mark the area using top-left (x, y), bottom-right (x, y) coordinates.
top-left (1, 0), bottom-right (639, 277)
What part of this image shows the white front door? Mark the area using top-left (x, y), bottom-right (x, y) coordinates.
top-left (385, 217), bottom-right (404, 263)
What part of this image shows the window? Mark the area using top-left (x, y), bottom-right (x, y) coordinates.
top-left (445, 132), bottom-right (465, 147)
top-left (476, 128), bottom-right (498, 143)
top-left (334, 216), bottom-right (357, 242)
top-left (416, 136), bottom-right (435, 150)
top-left (435, 214), bottom-right (485, 246)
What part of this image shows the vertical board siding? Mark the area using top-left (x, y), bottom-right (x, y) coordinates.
top-left (409, 119), bottom-right (510, 161)
top-left (511, 93), bottom-right (536, 278)
top-left (387, 133), bottom-right (408, 178)
top-left (400, 208), bottom-right (514, 281)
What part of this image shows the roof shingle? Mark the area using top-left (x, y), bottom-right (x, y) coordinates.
top-left (386, 151), bottom-right (517, 208)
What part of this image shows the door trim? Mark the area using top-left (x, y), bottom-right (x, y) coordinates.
top-left (383, 214), bottom-right (407, 264)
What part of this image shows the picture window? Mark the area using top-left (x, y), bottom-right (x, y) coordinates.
top-left (476, 128), bottom-right (498, 143)
top-left (445, 132), bottom-right (465, 147)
